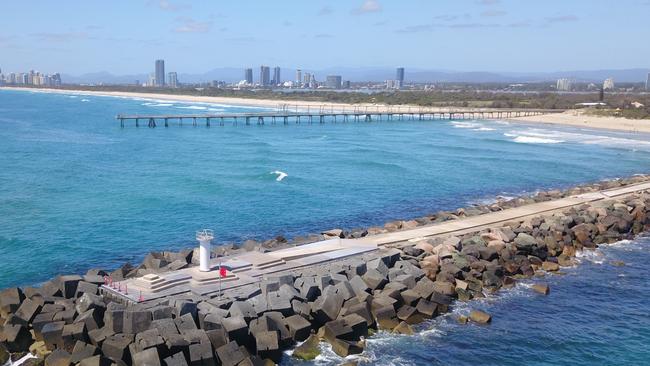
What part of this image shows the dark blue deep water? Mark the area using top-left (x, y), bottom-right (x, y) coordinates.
top-left (285, 237), bottom-right (650, 365)
top-left (2, 89), bottom-right (650, 365)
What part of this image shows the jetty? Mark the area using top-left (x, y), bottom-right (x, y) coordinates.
top-left (115, 107), bottom-right (561, 128)
top-left (1, 176), bottom-right (649, 365)
top-left (101, 180), bottom-right (650, 304)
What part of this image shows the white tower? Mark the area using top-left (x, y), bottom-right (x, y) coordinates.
top-left (196, 229), bottom-right (214, 272)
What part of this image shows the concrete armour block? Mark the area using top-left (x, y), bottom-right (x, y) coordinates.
top-left (58, 275), bottom-right (83, 299)
top-left (62, 322), bottom-right (87, 352)
top-left (228, 301), bottom-right (257, 322)
top-left (75, 282), bottom-right (99, 297)
top-left (42, 321), bottom-right (66, 350)
top-left (0, 324), bottom-right (33, 352)
top-left (123, 309), bottom-right (153, 334)
top-left (254, 331), bottom-right (281, 363)
top-left (216, 341), bottom-right (246, 366)
top-left (133, 347), bottom-right (162, 366)
top-left (103, 303), bottom-right (125, 333)
top-left (45, 348), bottom-right (71, 366)
top-left (284, 315), bottom-right (311, 342)
top-left (77, 355), bottom-right (112, 366)
top-left (222, 316), bottom-right (248, 346)
top-left (14, 298), bottom-right (43, 326)
top-left (174, 313), bottom-right (197, 332)
top-left (201, 313), bottom-right (225, 331)
top-left (163, 352), bottom-right (189, 366)
top-left (361, 269), bottom-right (387, 291)
top-left (75, 308), bottom-right (101, 332)
top-left (415, 299), bottom-right (438, 318)
top-left (70, 341), bottom-right (100, 364)
top-left (311, 288), bottom-right (343, 324)
top-left (101, 333), bottom-right (134, 364)
top-left (0, 287), bottom-right (25, 318)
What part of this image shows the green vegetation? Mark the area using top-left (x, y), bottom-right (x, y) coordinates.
top-left (9, 84), bottom-right (650, 117)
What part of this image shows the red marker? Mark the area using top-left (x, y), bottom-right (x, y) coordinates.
top-left (219, 266), bottom-right (227, 278)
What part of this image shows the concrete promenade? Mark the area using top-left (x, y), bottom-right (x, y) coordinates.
top-left (101, 181), bottom-right (650, 304)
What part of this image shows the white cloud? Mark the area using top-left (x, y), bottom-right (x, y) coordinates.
top-left (352, 0), bottom-right (382, 15)
top-left (151, 0), bottom-right (190, 12)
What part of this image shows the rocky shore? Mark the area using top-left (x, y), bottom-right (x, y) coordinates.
top-left (1, 175), bottom-right (649, 366)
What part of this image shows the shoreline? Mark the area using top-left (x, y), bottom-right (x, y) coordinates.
top-left (507, 109), bottom-right (650, 134)
top-left (1, 175), bottom-right (649, 365)
top-left (3, 86), bottom-right (650, 133)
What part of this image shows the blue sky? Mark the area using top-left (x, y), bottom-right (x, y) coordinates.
top-left (1, 0), bottom-right (649, 75)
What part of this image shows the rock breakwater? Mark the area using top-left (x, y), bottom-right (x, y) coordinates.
top-left (1, 175), bottom-right (649, 365)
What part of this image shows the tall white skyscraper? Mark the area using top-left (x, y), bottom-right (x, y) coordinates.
top-left (646, 73), bottom-right (650, 91)
top-left (167, 72), bottom-right (178, 88)
top-left (603, 77), bottom-right (615, 90)
top-left (556, 78), bottom-right (572, 91)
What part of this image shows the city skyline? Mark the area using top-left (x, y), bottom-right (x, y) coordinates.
top-left (1, 1), bottom-right (650, 75)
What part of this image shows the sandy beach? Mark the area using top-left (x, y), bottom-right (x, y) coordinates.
top-left (3, 86), bottom-right (650, 133)
top-left (508, 109), bottom-right (650, 134)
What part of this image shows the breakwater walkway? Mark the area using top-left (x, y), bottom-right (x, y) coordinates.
top-left (102, 180), bottom-right (650, 304)
top-left (115, 108), bottom-right (561, 128)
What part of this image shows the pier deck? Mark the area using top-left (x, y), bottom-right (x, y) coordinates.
top-left (116, 108), bottom-right (562, 128)
top-left (101, 181), bottom-right (650, 304)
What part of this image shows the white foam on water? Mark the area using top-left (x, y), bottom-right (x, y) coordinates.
top-left (576, 249), bottom-right (606, 265)
top-left (207, 108), bottom-right (225, 112)
top-left (472, 127), bottom-right (496, 131)
top-left (270, 170), bottom-right (288, 182)
top-left (80, 99), bottom-right (90, 102)
top-left (513, 135), bottom-right (564, 144)
top-left (506, 127), bottom-right (650, 151)
top-left (451, 121), bottom-right (482, 129)
top-left (176, 105), bottom-right (207, 110)
top-left (143, 103), bottom-right (173, 107)
top-left (9, 353), bottom-right (37, 366)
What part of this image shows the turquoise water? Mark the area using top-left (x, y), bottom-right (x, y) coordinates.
top-left (1, 89), bottom-right (650, 291)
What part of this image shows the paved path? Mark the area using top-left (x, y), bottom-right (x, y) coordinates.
top-left (102, 181), bottom-right (650, 303)
top-left (362, 181), bottom-right (650, 247)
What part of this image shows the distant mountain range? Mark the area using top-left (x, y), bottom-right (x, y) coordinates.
top-left (61, 67), bottom-right (650, 85)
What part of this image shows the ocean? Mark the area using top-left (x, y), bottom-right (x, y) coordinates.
top-left (1, 89), bottom-right (650, 364)
top-left (289, 236), bottom-right (650, 366)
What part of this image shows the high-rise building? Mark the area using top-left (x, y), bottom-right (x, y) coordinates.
top-left (272, 67), bottom-right (281, 85)
top-left (556, 78), bottom-right (572, 91)
top-left (260, 65), bottom-right (270, 86)
top-left (396, 67), bottom-right (405, 88)
top-left (245, 68), bottom-right (253, 84)
top-left (603, 78), bottom-right (615, 90)
top-left (168, 72), bottom-right (178, 88)
top-left (303, 73), bottom-right (311, 86)
top-left (295, 69), bottom-right (302, 85)
top-left (326, 75), bottom-right (342, 89)
top-left (646, 73), bottom-right (650, 91)
top-left (309, 74), bottom-right (316, 89)
top-left (155, 59), bottom-right (165, 87)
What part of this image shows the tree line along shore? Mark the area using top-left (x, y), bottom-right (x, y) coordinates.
top-left (1, 175), bottom-right (649, 365)
top-left (4, 84), bottom-right (650, 119)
